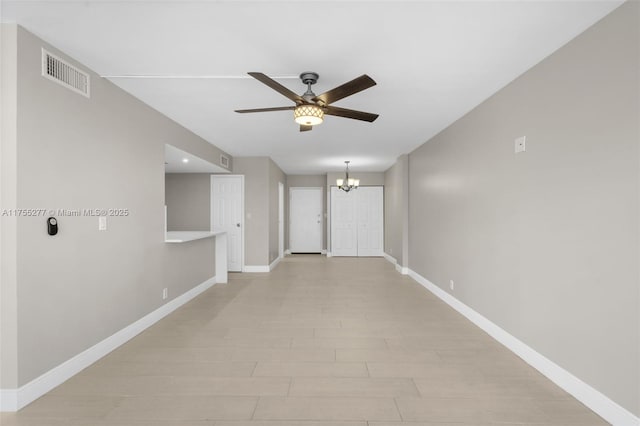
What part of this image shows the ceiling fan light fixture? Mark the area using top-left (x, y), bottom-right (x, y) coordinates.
top-left (294, 104), bottom-right (324, 126)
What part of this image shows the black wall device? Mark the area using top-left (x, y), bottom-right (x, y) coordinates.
top-left (47, 217), bottom-right (58, 236)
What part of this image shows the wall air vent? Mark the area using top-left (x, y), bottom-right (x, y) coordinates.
top-left (41, 48), bottom-right (90, 98)
top-left (220, 154), bottom-right (230, 169)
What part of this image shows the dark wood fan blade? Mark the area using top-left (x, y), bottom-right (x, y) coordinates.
top-left (235, 106), bottom-right (295, 113)
top-left (300, 125), bottom-right (313, 132)
top-left (324, 105), bottom-right (379, 122)
top-left (313, 74), bottom-right (376, 105)
top-left (248, 72), bottom-right (304, 103)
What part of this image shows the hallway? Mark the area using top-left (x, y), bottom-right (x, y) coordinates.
top-left (1, 256), bottom-right (607, 425)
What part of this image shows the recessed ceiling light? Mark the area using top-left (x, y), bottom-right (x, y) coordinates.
top-left (182, 158), bottom-right (189, 163)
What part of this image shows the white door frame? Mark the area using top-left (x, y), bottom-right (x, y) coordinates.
top-left (210, 174), bottom-right (244, 272)
top-left (289, 186), bottom-right (323, 253)
top-left (278, 181), bottom-right (284, 259)
top-left (327, 186), bottom-right (332, 257)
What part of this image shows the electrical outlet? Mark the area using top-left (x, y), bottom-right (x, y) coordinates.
top-left (515, 136), bottom-right (526, 153)
top-left (162, 288), bottom-right (168, 300)
top-left (450, 280), bottom-right (454, 290)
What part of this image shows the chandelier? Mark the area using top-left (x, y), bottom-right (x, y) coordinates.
top-left (336, 161), bottom-right (359, 192)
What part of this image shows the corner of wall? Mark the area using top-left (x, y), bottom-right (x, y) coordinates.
top-left (0, 23), bottom-right (20, 392)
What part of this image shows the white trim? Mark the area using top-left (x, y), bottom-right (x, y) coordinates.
top-left (0, 276), bottom-right (217, 412)
top-left (269, 256), bottom-right (281, 271)
top-left (406, 268), bottom-right (639, 426)
top-left (284, 249), bottom-right (292, 255)
top-left (278, 182), bottom-right (284, 259)
top-left (384, 252), bottom-right (408, 275)
top-left (243, 265), bottom-right (269, 273)
top-left (326, 186), bottom-right (332, 255)
top-left (321, 249), bottom-right (327, 255)
top-left (0, 391), bottom-right (17, 412)
top-left (396, 264), bottom-right (409, 275)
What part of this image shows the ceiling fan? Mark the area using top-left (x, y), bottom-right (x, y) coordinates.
top-left (235, 72), bottom-right (379, 132)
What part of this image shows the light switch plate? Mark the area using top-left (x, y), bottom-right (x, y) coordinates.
top-left (515, 136), bottom-right (526, 153)
top-left (98, 216), bottom-right (107, 231)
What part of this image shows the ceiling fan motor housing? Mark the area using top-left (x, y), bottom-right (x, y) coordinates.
top-left (299, 72), bottom-right (319, 86)
top-left (300, 72), bottom-right (319, 101)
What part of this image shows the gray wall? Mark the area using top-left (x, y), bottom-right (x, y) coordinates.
top-left (268, 159), bottom-right (286, 264)
top-left (165, 173), bottom-right (211, 231)
top-left (232, 157), bottom-right (286, 267)
top-left (1, 24), bottom-right (19, 390)
top-left (233, 157), bottom-right (269, 266)
top-left (384, 155), bottom-right (408, 266)
top-left (286, 174), bottom-right (327, 251)
top-left (407, 3), bottom-right (638, 415)
top-left (1, 25), bottom-right (227, 388)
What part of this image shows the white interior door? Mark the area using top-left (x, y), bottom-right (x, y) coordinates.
top-left (356, 187), bottom-right (384, 256)
top-left (289, 187), bottom-right (323, 253)
top-left (211, 175), bottom-right (243, 272)
top-left (278, 182), bottom-right (284, 258)
top-left (331, 186), bottom-right (383, 257)
top-left (330, 187), bottom-right (357, 256)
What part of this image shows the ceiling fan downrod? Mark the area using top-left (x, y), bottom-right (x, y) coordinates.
top-left (300, 72), bottom-right (319, 102)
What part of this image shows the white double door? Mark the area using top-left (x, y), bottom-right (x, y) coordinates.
top-left (331, 186), bottom-right (383, 257)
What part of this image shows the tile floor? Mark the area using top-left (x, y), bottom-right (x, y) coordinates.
top-left (1, 255), bottom-right (608, 425)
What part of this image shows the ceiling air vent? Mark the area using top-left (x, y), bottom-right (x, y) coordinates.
top-left (41, 48), bottom-right (90, 98)
top-left (220, 154), bottom-right (230, 169)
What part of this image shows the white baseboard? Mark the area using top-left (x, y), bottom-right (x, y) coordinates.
top-left (406, 268), bottom-right (639, 426)
top-left (326, 252), bottom-right (333, 257)
top-left (0, 275), bottom-right (217, 412)
top-left (396, 264), bottom-right (409, 275)
top-left (243, 265), bottom-right (269, 273)
top-left (383, 252), bottom-right (397, 264)
top-left (284, 249), bottom-right (292, 255)
top-left (321, 249), bottom-right (327, 255)
top-left (384, 252), bottom-right (408, 275)
top-left (269, 256), bottom-right (281, 271)
top-left (0, 391), bottom-right (17, 413)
